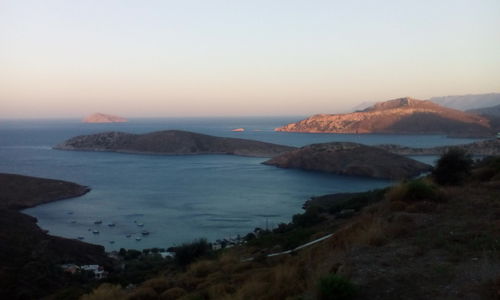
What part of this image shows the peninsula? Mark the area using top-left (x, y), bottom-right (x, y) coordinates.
top-left (83, 113), bottom-right (128, 123)
top-left (275, 97), bottom-right (493, 137)
top-left (263, 142), bottom-right (432, 179)
top-left (0, 173), bottom-right (110, 299)
top-left (54, 130), bottom-right (296, 157)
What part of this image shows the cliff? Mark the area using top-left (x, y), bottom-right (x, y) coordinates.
top-left (275, 97), bottom-right (493, 137)
top-left (54, 130), bottom-right (296, 157)
top-left (377, 138), bottom-right (500, 156)
top-left (83, 113), bottom-right (127, 123)
top-left (263, 142), bottom-right (432, 179)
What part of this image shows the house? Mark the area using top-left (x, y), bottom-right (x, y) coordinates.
top-left (81, 264), bottom-right (107, 279)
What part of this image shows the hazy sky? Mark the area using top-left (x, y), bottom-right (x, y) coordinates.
top-left (1, 0), bottom-right (499, 118)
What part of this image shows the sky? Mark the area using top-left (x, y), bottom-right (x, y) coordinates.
top-left (1, 0), bottom-right (499, 118)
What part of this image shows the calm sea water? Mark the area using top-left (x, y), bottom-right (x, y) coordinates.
top-left (0, 117), bottom-right (481, 250)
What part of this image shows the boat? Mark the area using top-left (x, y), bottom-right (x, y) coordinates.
top-left (126, 234), bottom-right (132, 238)
top-left (70, 220), bottom-right (76, 224)
top-left (109, 241), bottom-right (115, 244)
top-left (92, 229), bottom-right (99, 234)
top-left (141, 230), bottom-right (150, 236)
top-left (135, 236), bottom-right (142, 241)
top-left (77, 236), bottom-right (84, 240)
top-left (94, 220), bottom-right (102, 225)
top-left (107, 222), bottom-right (115, 227)
top-left (136, 222), bottom-right (144, 227)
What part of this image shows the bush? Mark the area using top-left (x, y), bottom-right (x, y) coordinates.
top-left (292, 207), bottom-right (324, 227)
top-left (172, 238), bottom-right (212, 267)
top-left (386, 179), bottom-right (440, 202)
top-left (433, 148), bottom-right (473, 185)
top-left (317, 274), bottom-right (357, 300)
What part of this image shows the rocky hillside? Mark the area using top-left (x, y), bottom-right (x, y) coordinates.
top-left (263, 142), bottom-right (432, 179)
top-left (378, 138), bottom-right (500, 156)
top-left (55, 130), bottom-right (296, 157)
top-left (83, 113), bottom-right (127, 123)
top-left (0, 173), bottom-right (110, 299)
top-left (276, 97), bottom-right (493, 137)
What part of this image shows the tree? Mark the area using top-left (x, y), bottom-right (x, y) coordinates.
top-left (433, 148), bottom-right (472, 185)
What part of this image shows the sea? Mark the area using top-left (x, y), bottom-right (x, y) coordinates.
top-left (0, 117), bottom-right (482, 251)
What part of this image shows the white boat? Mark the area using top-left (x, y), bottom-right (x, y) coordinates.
top-left (136, 222), bottom-right (144, 227)
top-left (141, 230), bottom-right (150, 236)
top-left (92, 229), bottom-right (99, 234)
top-left (135, 236), bottom-right (142, 241)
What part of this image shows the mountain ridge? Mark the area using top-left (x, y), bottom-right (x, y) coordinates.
top-left (276, 97), bottom-right (493, 137)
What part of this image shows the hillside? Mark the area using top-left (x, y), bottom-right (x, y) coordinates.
top-left (263, 142), bottom-right (432, 180)
top-left (276, 97), bottom-right (493, 137)
top-left (83, 113), bottom-right (128, 123)
top-left (79, 155), bottom-right (500, 300)
top-left (54, 130), bottom-right (296, 157)
top-left (468, 103), bottom-right (500, 117)
top-left (0, 173), bottom-right (110, 299)
top-left (378, 138), bottom-right (500, 156)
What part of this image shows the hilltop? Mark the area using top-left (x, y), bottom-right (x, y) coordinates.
top-left (83, 113), bottom-right (128, 123)
top-left (276, 97), bottom-right (493, 137)
top-left (54, 130), bottom-right (296, 157)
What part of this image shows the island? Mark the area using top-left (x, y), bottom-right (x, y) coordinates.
top-left (275, 97), bottom-right (493, 137)
top-left (0, 173), bottom-right (110, 299)
top-left (83, 113), bottom-right (128, 123)
top-left (263, 142), bottom-right (432, 179)
top-left (54, 130), bottom-right (296, 157)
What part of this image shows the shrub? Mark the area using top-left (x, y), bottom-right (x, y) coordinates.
top-left (80, 283), bottom-right (125, 300)
top-left (292, 207), bottom-right (324, 227)
top-left (433, 148), bottom-right (473, 185)
top-left (386, 179), bottom-right (440, 202)
top-left (172, 238), bottom-right (212, 267)
top-left (317, 274), bottom-right (357, 300)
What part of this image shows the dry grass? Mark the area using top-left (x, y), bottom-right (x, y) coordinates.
top-left (80, 283), bottom-right (126, 300)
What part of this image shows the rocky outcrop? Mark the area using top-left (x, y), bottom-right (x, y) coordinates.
top-left (263, 142), bottom-right (432, 180)
top-left (83, 113), bottom-right (127, 123)
top-left (54, 130), bottom-right (296, 157)
top-left (275, 97), bottom-right (493, 137)
top-left (377, 138), bottom-right (500, 156)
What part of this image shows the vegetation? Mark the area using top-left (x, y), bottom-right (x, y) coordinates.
top-left (170, 238), bottom-right (213, 267)
top-left (34, 155), bottom-right (500, 299)
top-left (317, 274), bottom-right (357, 300)
top-left (432, 148), bottom-right (473, 185)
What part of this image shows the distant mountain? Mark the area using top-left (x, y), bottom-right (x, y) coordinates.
top-left (467, 103), bottom-right (500, 117)
top-left (83, 113), bottom-right (127, 123)
top-left (55, 130), bottom-right (296, 157)
top-left (430, 93), bottom-right (500, 111)
top-left (276, 97), bottom-right (493, 137)
top-left (263, 142), bottom-right (432, 180)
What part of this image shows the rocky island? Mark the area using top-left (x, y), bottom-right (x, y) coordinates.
top-left (54, 130), bottom-right (296, 157)
top-left (263, 142), bottom-right (432, 179)
top-left (275, 97), bottom-right (493, 137)
top-left (0, 173), bottom-right (110, 299)
top-left (83, 112), bottom-right (128, 123)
